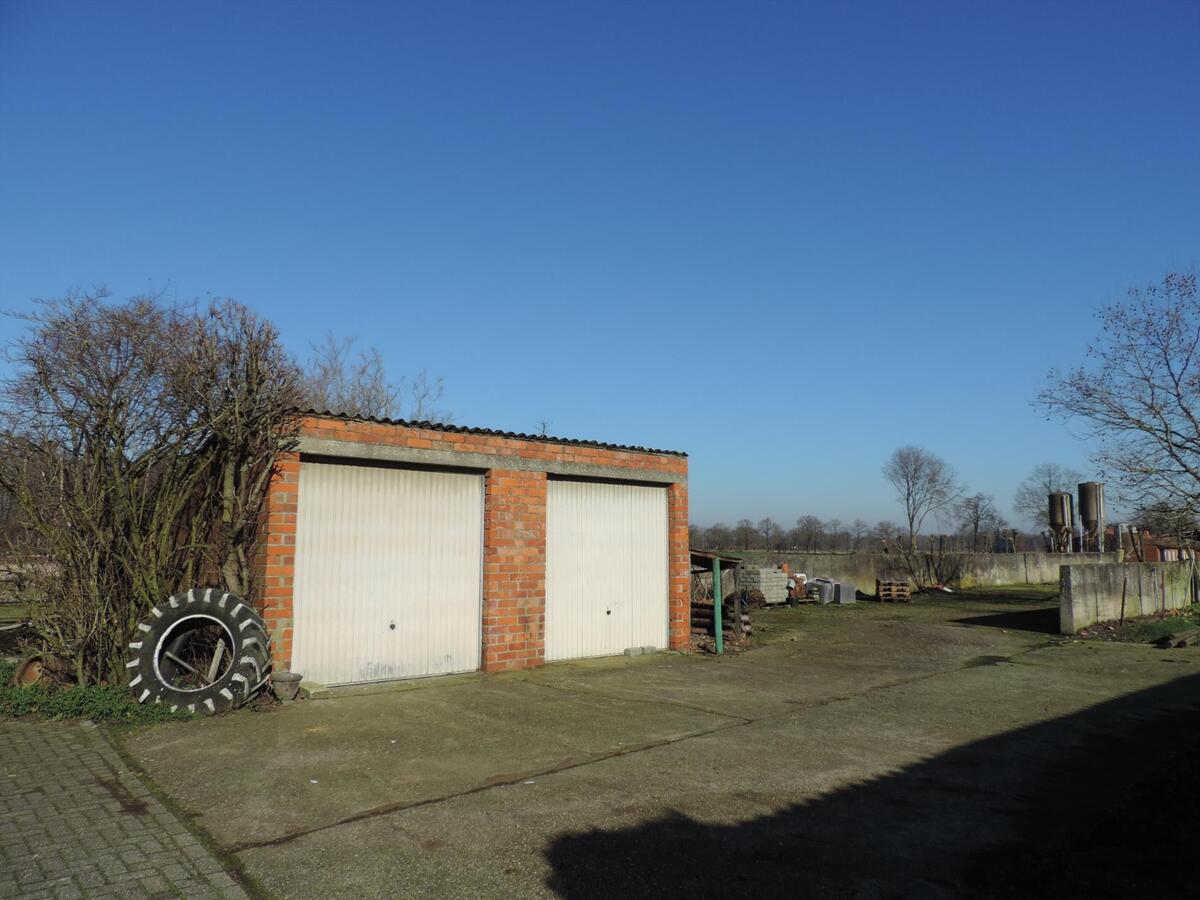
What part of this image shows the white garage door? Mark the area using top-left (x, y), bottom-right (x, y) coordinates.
top-left (545, 479), bottom-right (669, 661)
top-left (291, 460), bottom-right (483, 685)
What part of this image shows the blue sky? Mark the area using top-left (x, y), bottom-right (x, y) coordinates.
top-left (1, 1), bottom-right (1197, 529)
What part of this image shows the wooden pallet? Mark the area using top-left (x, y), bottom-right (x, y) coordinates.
top-left (876, 579), bottom-right (911, 602)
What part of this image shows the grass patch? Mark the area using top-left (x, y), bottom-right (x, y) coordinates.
top-left (1079, 604), bottom-right (1200, 643)
top-left (0, 601), bottom-right (28, 622)
top-left (0, 659), bottom-right (194, 724)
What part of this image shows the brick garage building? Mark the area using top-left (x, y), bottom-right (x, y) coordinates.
top-left (256, 413), bottom-right (688, 684)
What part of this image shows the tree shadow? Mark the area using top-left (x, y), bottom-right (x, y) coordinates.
top-left (544, 672), bottom-right (1200, 898)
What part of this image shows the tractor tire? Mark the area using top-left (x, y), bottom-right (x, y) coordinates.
top-left (127, 589), bottom-right (271, 714)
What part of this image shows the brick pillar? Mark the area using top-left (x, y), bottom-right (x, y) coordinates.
top-left (481, 468), bottom-right (547, 672)
top-left (668, 480), bottom-right (690, 651)
top-left (257, 451), bottom-right (299, 670)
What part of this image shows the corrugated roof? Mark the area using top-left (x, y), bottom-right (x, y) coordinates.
top-left (295, 409), bottom-right (687, 457)
top-left (690, 549), bottom-right (742, 568)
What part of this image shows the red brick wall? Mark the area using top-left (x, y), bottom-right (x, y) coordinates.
top-left (482, 468), bottom-right (547, 672)
top-left (257, 415), bottom-right (689, 675)
top-left (258, 452), bottom-right (299, 668)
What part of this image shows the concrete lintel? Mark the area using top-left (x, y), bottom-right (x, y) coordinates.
top-left (296, 436), bottom-right (687, 484)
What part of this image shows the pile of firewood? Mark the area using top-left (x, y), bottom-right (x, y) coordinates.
top-left (690, 602), bottom-right (752, 637)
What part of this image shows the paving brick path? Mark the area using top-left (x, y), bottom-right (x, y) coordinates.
top-left (0, 721), bottom-right (248, 899)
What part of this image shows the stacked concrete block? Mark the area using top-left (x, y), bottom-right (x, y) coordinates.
top-left (739, 567), bottom-right (788, 605)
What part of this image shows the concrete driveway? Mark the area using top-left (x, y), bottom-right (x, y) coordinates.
top-left (122, 590), bottom-right (1200, 898)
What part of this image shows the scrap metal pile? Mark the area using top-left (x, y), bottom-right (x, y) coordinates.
top-left (781, 566), bottom-right (857, 605)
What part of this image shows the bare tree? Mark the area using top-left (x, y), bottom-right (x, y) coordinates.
top-left (1133, 499), bottom-right (1198, 540)
top-left (186, 303), bottom-right (303, 595)
top-left (301, 334), bottom-right (396, 417)
top-left (733, 519), bottom-right (758, 549)
top-left (850, 518), bottom-right (869, 550)
top-left (302, 335), bottom-right (449, 422)
top-left (883, 446), bottom-right (960, 551)
top-left (956, 493), bottom-right (1006, 551)
top-left (794, 515), bottom-right (823, 552)
top-left (705, 522), bottom-right (734, 550)
top-left (1040, 272), bottom-right (1200, 521)
top-left (406, 369), bottom-right (449, 422)
top-left (825, 518), bottom-right (844, 551)
top-left (0, 292), bottom-right (299, 683)
top-left (872, 520), bottom-right (901, 543)
top-left (1013, 463), bottom-right (1084, 528)
top-left (757, 517), bottom-right (783, 550)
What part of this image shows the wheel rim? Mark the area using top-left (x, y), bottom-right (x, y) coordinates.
top-left (152, 614), bottom-right (236, 692)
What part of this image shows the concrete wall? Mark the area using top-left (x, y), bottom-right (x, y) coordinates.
top-left (735, 551), bottom-right (1120, 589)
top-left (1060, 562), bottom-right (1196, 634)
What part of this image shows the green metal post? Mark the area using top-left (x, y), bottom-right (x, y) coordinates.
top-left (713, 558), bottom-right (724, 655)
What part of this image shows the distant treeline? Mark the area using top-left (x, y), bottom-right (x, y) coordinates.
top-left (689, 517), bottom-right (1041, 553)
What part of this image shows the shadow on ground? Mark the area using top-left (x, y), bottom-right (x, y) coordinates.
top-left (544, 671), bottom-right (1200, 899)
top-left (951, 606), bottom-right (1061, 634)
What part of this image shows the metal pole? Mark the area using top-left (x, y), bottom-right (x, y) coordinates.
top-left (1068, 495), bottom-right (1075, 553)
top-left (713, 558), bottom-right (724, 656)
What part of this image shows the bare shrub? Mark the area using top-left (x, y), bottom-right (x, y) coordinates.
top-left (0, 292), bottom-right (299, 684)
top-left (891, 546), bottom-right (967, 589)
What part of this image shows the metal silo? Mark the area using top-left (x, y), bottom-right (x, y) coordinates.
top-left (1077, 482), bottom-right (1105, 552)
top-left (1048, 492), bottom-right (1074, 553)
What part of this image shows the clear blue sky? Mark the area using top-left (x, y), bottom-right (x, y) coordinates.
top-left (2, 1), bottom-right (1197, 529)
